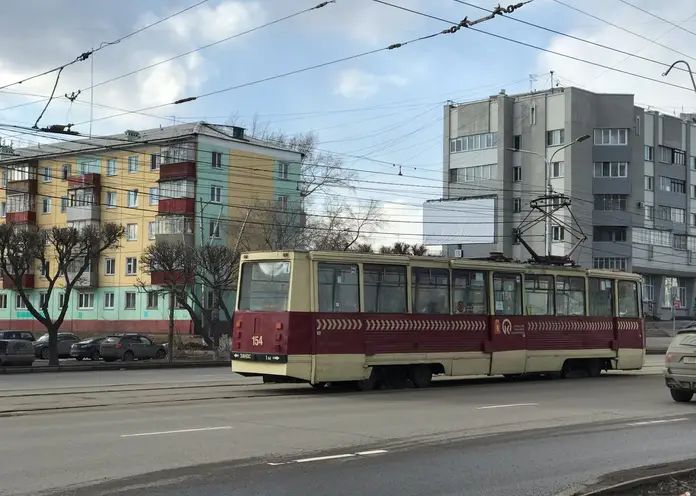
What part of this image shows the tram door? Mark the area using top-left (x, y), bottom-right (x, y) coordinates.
top-left (489, 272), bottom-right (527, 375)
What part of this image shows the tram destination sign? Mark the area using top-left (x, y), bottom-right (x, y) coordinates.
top-left (232, 352), bottom-right (288, 363)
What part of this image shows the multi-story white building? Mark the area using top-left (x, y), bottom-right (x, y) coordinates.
top-left (440, 86), bottom-right (696, 320)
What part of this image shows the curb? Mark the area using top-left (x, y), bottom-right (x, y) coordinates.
top-left (0, 360), bottom-right (230, 374)
top-left (576, 465), bottom-right (696, 495)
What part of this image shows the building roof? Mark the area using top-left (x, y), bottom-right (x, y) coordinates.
top-left (0, 121), bottom-right (304, 163)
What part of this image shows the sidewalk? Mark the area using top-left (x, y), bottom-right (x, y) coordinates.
top-left (0, 358), bottom-right (230, 374)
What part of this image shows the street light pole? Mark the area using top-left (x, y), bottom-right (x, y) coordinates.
top-left (507, 133), bottom-right (590, 257)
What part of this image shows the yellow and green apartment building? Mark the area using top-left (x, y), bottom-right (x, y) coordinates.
top-left (0, 122), bottom-right (303, 334)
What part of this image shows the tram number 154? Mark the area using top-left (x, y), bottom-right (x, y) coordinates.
top-left (252, 336), bottom-right (264, 346)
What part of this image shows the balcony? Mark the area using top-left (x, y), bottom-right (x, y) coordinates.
top-left (6, 178), bottom-right (37, 196)
top-left (68, 173), bottom-right (101, 190)
top-left (158, 197), bottom-right (195, 216)
top-left (150, 270), bottom-right (193, 286)
top-left (7, 211), bottom-right (36, 224)
top-left (159, 161), bottom-right (196, 182)
top-left (2, 273), bottom-right (35, 289)
top-left (66, 204), bottom-right (101, 223)
top-left (67, 267), bottom-right (99, 288)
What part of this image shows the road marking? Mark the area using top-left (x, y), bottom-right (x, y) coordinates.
top-left (267, 449), bottom-right (388, 466)
top-left (120, 426), bottom-right (233, 438)
top-left (476, 403), bottom-right (539, 410)
top-left (627, 418), bottom-right (688, 427)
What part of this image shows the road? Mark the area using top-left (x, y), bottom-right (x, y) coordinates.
top-left (0, 358), bottom-right (687, 496)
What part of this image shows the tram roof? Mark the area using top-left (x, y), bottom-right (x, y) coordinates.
top-left (240, 250), bottom-right (642, 281)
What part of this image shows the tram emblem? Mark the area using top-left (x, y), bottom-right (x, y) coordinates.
top-left (501, 319), bottom-right (512, 335)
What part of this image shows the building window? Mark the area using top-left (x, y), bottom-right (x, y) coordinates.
top-left (59, 196), bottom-right (68, 213)
top-left (513, 135), bottom-right (520, 150)
top-left (58, 293), bottom-right (65, 307)
top-left (148, 221), bottom-right (156, 240)
top-left (692, 185), bottom-right (696, 199)
top-left (635, 116), bottom-right (640, 136)
top-left (147, 292), bottom-right (159, 309)
top-left (212, 151), bottom-right (222, 169)
top-left (594, 128), bottom-right (628, 145)
top-left (125, 257), bottom-right (137, 275)
top-left (674, 149), bottom-right (686, 165)
top-left (692, 214), bottom-right (696, 227)
top-left (61, 163), bottom-right (70, 180)
top-left (691, 156), bottom-right (696, 170)
top-left (593, 162), bottom-right (628, 178)
top-left (150, 154), bottom-right (161, 171)
top-left (1, 170), bottom-right (6, 187)
top-left (127, 156), bottom-right (139, 173)
top-left (104, 292), bottom-right (115, 309)
top-left (78, 293), bottom-right (94, 309)
top-left (644, 145), bottom-right (654, 161)
top-left (106, 191), bottom-right (117, 208)
top-left (149, 187), bottom-right (159, 205)
top-left (513, 166), bottom-right (522, 182)
top-left (659, 146), bottom-right (671, 163)
top-left (37, 292), bottom-right (47, 309)
top-left (552, 225), bottom-right (565, 241)
top-left (594, 194), bottom-right (627, 211)
top-left (1, 202), bottom-right (5, 218)
top-left (127, 190), bottom-right (138, 207)
top-left (513, 197), bottom-right (522, 213)
top-left (41, 198), bottom-right (51, 214)
top-left (277, 161), bottom-right (289, 179)
top-left (210, 186), bottom-right (221, 203)
top-left (125, 292), bottom-right (136, 310)
top-left (643, 275), bottom-right (655, 302)
top-left (645, 205), bottom-right (654, 221)
top-left (550, 161), bottom-right (564, 178)
top-left (209, 220), bottom-right (220, 238)
top-left (15, 294), bottom-right (26, 309)
top-left (363, 264), bottom-right (407, 313)
top-left (107, 159), bottom-right (117, 176)
top-left (673, 234), bottom-right (688, 251)
top-left (40, 261), bottom-right (49, 278)
top-left (547, 129), bottom-right (564, 146)
top-left (449, 132), bottom-right (497, 153)
top-left (593, 227), bottom-right (627, 242)
top-left (105, 258), bottom-right (115, 275)
top-left (645, 176), bottom-right (653, 191)
top-left (126, 224), bottom-right (138, 241)
top-left (592, 257), bottom-right (627, 271)
top-left (449, 165), bottom-right (493, 183)
top-left (42, 167), bottom-right (52, 182)
top-left (660, 205), bottom-right (686, 224)
top-left (659, 176), bottom-right (686, 193)
top-left (0, 294), bottom-right (7, 309)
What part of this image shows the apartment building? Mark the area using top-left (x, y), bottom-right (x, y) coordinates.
top-left (441, 86), bottom-right (696, 320)
top-left (0, 122), bottom-right (303, 333)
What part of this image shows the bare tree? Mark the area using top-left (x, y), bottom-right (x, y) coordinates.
top-left (0, 222), bottom-right (124, 365)
top-left (352, 243), bottom-right (374, 253)
top-left (195, 244), bottom-right (240, 358)
top-left (138, 241), bottom-right (197, 362)
top-left (307, 199), bottom-right (383, 251)
top-left (240, 200), bottom-right (308, 251)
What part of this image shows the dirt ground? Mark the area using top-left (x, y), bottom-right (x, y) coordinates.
top-left (604, 474), bottom-right (696, 495)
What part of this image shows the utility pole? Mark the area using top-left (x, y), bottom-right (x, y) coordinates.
top-left (168, 291), bottom-right (174, 363)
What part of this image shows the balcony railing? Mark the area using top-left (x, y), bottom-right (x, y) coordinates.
top-left (158, 197), bottom-right (195, 215)
top-left (7, 211), bottom-right (36, 224)
top-left (150, 270), bottom-right (193, 286)
top-left (159, 161), bottom-right (196, 182)
top-left (68, 173), bottom-right (101, 190)
top-left (66, 205), bottom-right (101, 223)
top-left (2, 273), bottom-right (35, 289)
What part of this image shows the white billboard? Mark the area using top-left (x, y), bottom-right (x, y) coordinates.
top-left (422, 197), bottom-right (495, 245)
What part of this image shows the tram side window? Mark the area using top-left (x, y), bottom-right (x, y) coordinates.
top-left (588, 278), bottom-right (614, 317)
top-left (412, 267), bottom-right (450, 314)
top-left (524, 274), bottom-right (554, 315)
top-left (452, 270), bottom-right (487, 315)
top-left (493, 273), bottom-right (522, 316)
top-left (618, 280), bottom-right (639, 318)
top-left (363, 264), bottom-right (407, 313)
top-left (555, 276), bottom-right (586, 316)
top-left (318, 263), bottom-right (359, 313)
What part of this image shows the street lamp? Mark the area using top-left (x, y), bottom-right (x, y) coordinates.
top-left (506, 133), bottom-right (590, 256)
top-left (662, 60), bottom-right (696, 94)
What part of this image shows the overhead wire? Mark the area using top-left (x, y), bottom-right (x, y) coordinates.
top-left (616, 0), bottom-right (696, 39)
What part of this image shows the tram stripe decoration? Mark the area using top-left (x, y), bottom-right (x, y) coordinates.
top-left (315, 318), bottom-right (486, 332)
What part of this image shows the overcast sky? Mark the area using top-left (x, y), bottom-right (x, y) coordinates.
top-left (1, 0), bottom-right (695, 248)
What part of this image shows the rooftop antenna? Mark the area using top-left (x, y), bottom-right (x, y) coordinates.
top-left (528, 73), bottom-right (537, 92)
top-left (550, 71), bottom-right (555, 93)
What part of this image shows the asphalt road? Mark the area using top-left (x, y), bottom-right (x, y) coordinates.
top-left (0, 365), bottom-right (688, 496)
top-left (45, 417), bottom-right (696, 496)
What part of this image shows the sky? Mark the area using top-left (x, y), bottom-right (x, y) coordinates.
top-left (1, 0), bottom-right (696, 251)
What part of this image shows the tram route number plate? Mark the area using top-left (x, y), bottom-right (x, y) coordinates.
top-left (232, 352), bottom-right (288, 363)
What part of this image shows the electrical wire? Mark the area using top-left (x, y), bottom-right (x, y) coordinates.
top-left (616, 0), bottom-right (696, 39)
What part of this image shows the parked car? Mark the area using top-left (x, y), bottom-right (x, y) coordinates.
top-left (0, 339), bottom-right (36, 366)
top-left (0, 331), bottom-right (35, 342)
top-left (70, 337), bottom-right (105, 361)
top-left (99, 333), bottom-right (167, 362)
top-left (665, 327), bottom-right (696, 402)
top-left (33, 333), bottom-right (81, 360)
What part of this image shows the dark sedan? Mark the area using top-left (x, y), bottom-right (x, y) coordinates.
top-left (100, 333), bottom-right (167, 362)
top-left (70, 337), bottom-right (105, 361)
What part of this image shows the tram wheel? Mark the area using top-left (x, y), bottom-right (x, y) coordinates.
top-left (356, 368), bottom-right (379, 391)
top-left (409, 365), bottom-right (433, 388)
